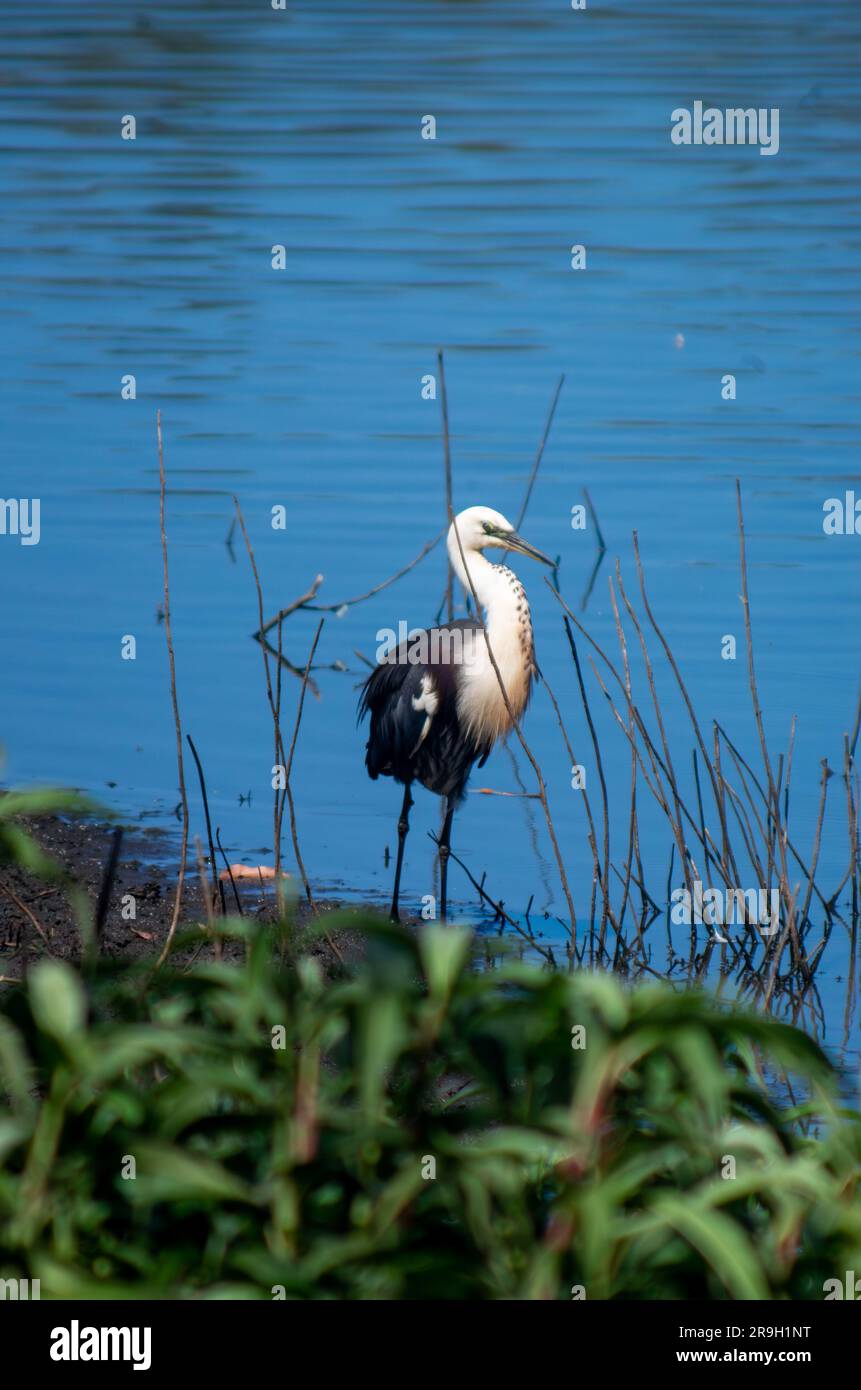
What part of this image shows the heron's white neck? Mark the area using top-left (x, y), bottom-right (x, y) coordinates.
top-left (446, 541), bottom-right (536, 742)
top-left (448, 544), bottom-right (520, 631)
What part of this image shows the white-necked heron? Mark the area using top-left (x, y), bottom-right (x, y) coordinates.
top-left (359, 505), bottom-right (552, 921)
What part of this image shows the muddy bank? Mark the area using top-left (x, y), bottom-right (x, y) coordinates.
top-left (0, 810), bottom-right (377, 981)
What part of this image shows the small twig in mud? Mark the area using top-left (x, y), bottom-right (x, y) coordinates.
top-left (0, 877), bottom-right (54, 952)
top-left (94, 826), bottom-right (123, 946)
top-left (215, 827), bottom-right (242, 916)
top-left (156, 410), bottom-right (190, 970)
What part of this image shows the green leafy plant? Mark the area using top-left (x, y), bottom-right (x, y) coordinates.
top-left (0, 914), bottom-right (859, 1300)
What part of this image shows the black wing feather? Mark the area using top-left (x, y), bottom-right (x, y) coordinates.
top-left (358, 621), bottom-right (490, 801)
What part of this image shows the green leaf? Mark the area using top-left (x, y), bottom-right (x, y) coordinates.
top-left (29, 961), bottom-right (87, 1046)
top-left (419, 925), bottom-right (472, 1002)
top-left (127, 1143), bottom-right (257, 1205)
top-left (648, 1194), bottom-right (770, 1299)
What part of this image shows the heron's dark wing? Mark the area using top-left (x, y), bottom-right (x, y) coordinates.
top-left (358, 658), bottom-right (434, 780)
top-left (358, 621), bottom-right (484, 787)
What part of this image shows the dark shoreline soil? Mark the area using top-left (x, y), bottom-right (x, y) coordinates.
top-left (0, 811), bottom-right (378, 982)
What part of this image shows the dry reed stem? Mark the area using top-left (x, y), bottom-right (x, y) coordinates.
top-left (512, 374), bottom-right (565, 534)
top-left (614, 564), bottom-right (693, 900)
top-left (796, 760), bottom-right (831, 939)
top-left (282, 618), bottom-right (325, 912)
top-left (541, 667), bottom-right (611, 945)
top-left (429, 833), bottom-right (555, 964)
top-left (735, 482), bottom-right (795, 936)
top-left (631, 531), bottom-right (738, 884)
top-left (607, 574), bottom-right (639, 933)
top-left (258, 575), bottom-right (324, 636)
top-left (304, 534), bottom-right (445, 614)
top-left (562, 619), bottom-right (612, 949)
top-left (438, 349), bottom-right (454, 624)
top-left (156, 411), bottom-right (190, 970)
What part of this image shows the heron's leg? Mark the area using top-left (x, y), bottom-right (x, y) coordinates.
top-left (438, 799), bottom-right (455, 922)
top-left (390, 781), bottom-right (413, 921)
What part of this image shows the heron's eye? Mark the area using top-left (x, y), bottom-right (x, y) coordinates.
top-left (482, 522), bottom-right (495, 535)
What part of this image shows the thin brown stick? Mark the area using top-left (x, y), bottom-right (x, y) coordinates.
top-left (736, 481), bottom-right (794, 932)
top-left (282, 618), bottom-right (325, 912)
top-left (715, 722), bottom-right (835, 919)
top-left (438, 350), bottom-right (454, 623)
top-left (849, 684), bottom-right (861, 763)
top-left (257, 574), bottom-right (324, 636)
top-left (215, 826), bottom-right (243, 916)
top-left (563, 618), bottom-right (612, 948)
top-left (274, 614), bottom-right (285, 883)
top-left (303, 534), bottom-right (443, 613)
top-left (607, 574), bottom-right (639, 934)
top-left (186, 734), bottom-right (224, 917)
top-left (513, 374), bottom-right (565, 533)
top-left (156, 411), bottom-right (190, 969)
top-left (614, 563), bottom-right (693, 903)
top-left (431, 832), bottom-right (555, 964)
top-left (797, 760), bottom-right (831, 935)
top-left (541, 666), bottom-right (609, 943)
top-left (233, 497), bottom-right (288, 770)
top-left (842, 734), bottom-right (858, 925)
top-left (630, 532), bottom-right (737, 889)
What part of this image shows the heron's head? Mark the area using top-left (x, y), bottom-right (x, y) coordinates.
top-left (447, 505), bottom-right (553, 567)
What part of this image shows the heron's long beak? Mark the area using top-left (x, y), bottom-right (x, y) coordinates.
top-left (505, 531), bottom-right (554, 566)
